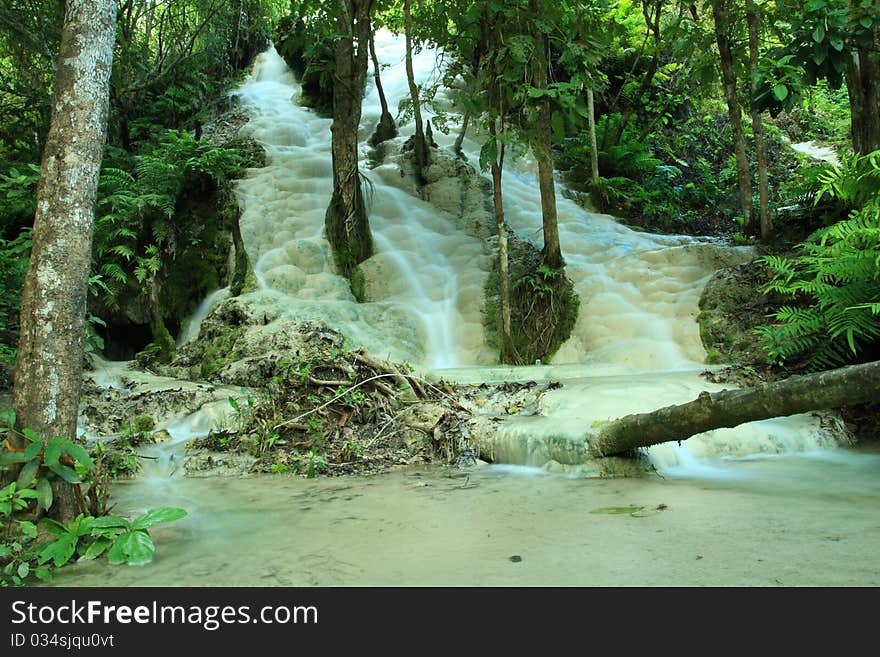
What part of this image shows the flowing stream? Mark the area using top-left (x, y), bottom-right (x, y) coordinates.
top-left (55, 33), bottom-right (880, 586)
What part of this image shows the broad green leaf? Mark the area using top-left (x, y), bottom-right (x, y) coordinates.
top-left (43, 438), bottom-right (62, 467)
top-left (0, 451), bottom-right (30, 464)
top-left (91, 515), bottom-right (131, 530)
top-left (107, 536), bottom-right (128, 565)
top-left (23, 442), bottom-right (42, 460)
top-left (479, 139), bottom-right (498, 172)
top-left (38, 517), bottom-right (68, 537)
top-left (17, 562), bottom-right (29, 579)
top-left (132, 507), bottom-right (187, 530)
top-left (82, 537), bottom-right (113, 561)
top-left (36, 478), bottom-right (53, 511)
top-left (812, 23), bottom-right (825, 43)
top-left (61, 441), bottom-right (93, 468)
top-left (773, 84), bottom-right (789, 101)
top-left (17, 520), bottom-right (37, 538)
top-left (39, 534), bottom-right (77, 567)
top-left (16, 459), bottom-right (39, 488)
top-left (117, 530), bottom-right (156, 566)
top-left (50, 463), bottom-right (81, 484)
top-left (22, 428), bottom-right (41, 444)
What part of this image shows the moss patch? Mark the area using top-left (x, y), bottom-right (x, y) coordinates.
top-left (484, 234), bottom-right (579, 364)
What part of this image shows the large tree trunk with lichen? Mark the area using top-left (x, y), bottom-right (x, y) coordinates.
top-left (529, 0), bottom-right (562, 270)
top-left (325, 0), bottom-right (373, 286)
top-left (10, 0), bottom-right (117, 522)
top-left (711, 0), bottom-right (755, 236)
top-left (593, 361), bottom-right (880, 457)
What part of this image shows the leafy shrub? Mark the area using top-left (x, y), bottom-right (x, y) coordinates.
top-left (758, 150), bottom-right (880, 368)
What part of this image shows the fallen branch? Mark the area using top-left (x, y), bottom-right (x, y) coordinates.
top-left (593, 360), bottom-right (880, 456)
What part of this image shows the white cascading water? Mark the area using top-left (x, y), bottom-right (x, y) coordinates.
top-left (182, 32), bottom-right (844, 474)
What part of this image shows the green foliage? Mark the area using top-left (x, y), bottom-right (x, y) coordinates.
top-left (0, 408), bottom-right (94, 512)
top-left (93, 131), bottom-right (244, 309)
top-left (758, 150), bottom-right (880, 368)
top-left (0, 227), bottom-right (31, 363)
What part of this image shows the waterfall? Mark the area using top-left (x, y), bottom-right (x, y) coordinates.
top-left (179, 32), bottom-right (846, 473)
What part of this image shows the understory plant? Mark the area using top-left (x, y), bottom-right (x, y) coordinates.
top-left (1, 408), bottom-right (186, 585)
top-left (758, 150), bottom-right (880, 369)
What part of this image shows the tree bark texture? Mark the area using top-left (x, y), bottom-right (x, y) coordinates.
top-left (325, 0), bottom-right (373, 282)
top-left (843, 40), bottom-right (880, 155)
top-left (587, 88), bottom-right (599, 181)
top-left (368, 24), bottom-right (397, 145)
top-left (746, 0), bottom-right (771, 240)
top-left (529, 0), bottom-right (562, 270)
top-left (11, 0), bottom-right (117, 521)
top-left (711, 0), bottom-right (755, 235)
top-left (593, 361), bottom-right (880, 456)
top-left (403, 0), bottom-right (429, 180)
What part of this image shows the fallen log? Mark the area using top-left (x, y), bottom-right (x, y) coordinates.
top-left (592, 360), bottom-right (880, 456)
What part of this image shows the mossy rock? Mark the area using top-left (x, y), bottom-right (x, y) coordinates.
top-left (484, 234), bottom-right (579, 365)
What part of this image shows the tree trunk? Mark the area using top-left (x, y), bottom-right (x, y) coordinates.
top-left (843, 43), bottom-right (880, 155)
top-left (325, 0), bottom-right (373, 285)
top-left (711, 0), bottom-right (755, 235)
top-left (587, 88), bottom-right (599, 181)
top-left (747, 0), bottom-right (771, 240)
top-left (593, 361), bottom-right (880, 456)
top-left (454, 111), bottom-right (470, 158)
top-left (368, 23), bottom-right (397, 146)
top-left (11, 0), bottom-right (117, 522)
top-left (488, 113), bottom-right (512, 360)
top-left (403, 0), bottom-right (429, 180)
top-left (530, 0), bottom-right (562, 270)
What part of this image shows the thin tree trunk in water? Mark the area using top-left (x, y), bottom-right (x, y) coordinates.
top-left (368, 23), bottom-right (396, 145)
top-left (843, 42), bottom-right (880, 155)
top-left (403, 0), bottom-right (429, 180)
top-left (711, 0), bottom-right (754, 235)
top-left (593, 361), bottom-right (880, 457)
top-left (10, 0), bottom-right (117, 522)
top-left (587, 88), bottom-right (599, 181)
top-left (747, 0), bottom-right (771, 240)
top-left (530, 0), bottom-right (562, 269)
top-left (488, 112), bottom-right (512, 361)
top-left (325, 0), bottom-right (373, 283)
top-left (454, 111), bottom-right (470, 157)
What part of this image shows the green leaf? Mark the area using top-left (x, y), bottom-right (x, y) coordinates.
top-left (50, 463), bottom-right (81, 484)
top-left (17, 520), bottom-right (37, 538)
top-left (0, 451), bottom-right (30, 464)
top-left (38, 517), bottom-right (68, 537)
top-left (90, 515), bottom-right (131, 531)
top-left (82, 537), bottom-right (113, 561)
top-left (829, 36), bottom-right (844, 52)
top-left (16, 459), bottom-right (39, 488)
top-left (17, 562), bottom-right (29, 579)
top-left (61, 441), bottom-right (93, 469)
top-left (36, 477), bottom-right (52, 511)
top-left (772, 84), bottom-right (789, 101)
top-left (111, 530), bottom-right (156, 566)
top-left (132, 507), bottom-right (187, 530)
top-left (23, 441), bottom-right (41, 461)
top-left (39, 533), bottom-right (78, 567)
top-left (812, 23), bottom-right (825, 43)
top-left (479, 138), bottom-right (498, 172)
top-left (107, 536), bottom-right (127, 565)
top-left (589, 506), bottom-right (645, 515)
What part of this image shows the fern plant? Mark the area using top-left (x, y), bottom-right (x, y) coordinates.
top-left (757, 150), bottom-right (880, 369)
top-left (91, 131), bottom-right (244, 308)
